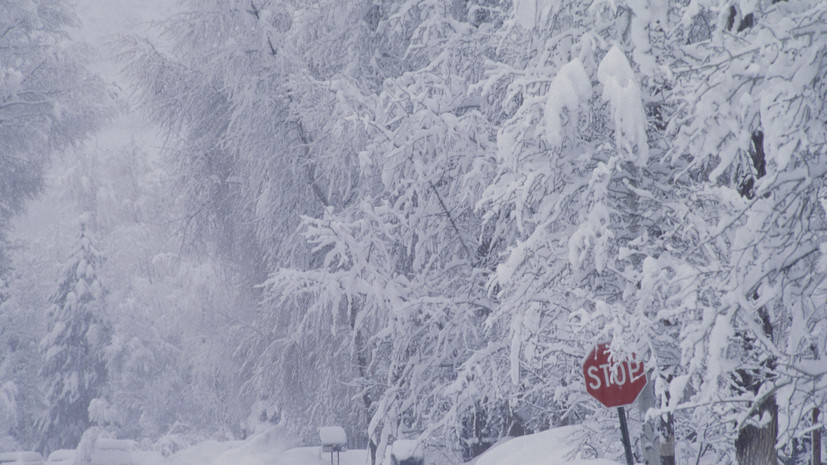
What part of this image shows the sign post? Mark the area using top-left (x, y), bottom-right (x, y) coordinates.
top-left (617, 405), bottom-right (634, 465)
top-left (583, 343), bottom-right (647, 465)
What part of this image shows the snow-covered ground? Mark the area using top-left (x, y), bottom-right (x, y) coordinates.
top-left (152, 425), bottom-right (622, 465)
top-left (464, 426), bottom-right (620, 465)
top-left (164, 427), bottom-right (365, 465)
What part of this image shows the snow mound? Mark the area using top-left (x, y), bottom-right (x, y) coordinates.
top-left (129, 450), bottom-right (164, 465)
top-left (280, 447), bottom-right (367, 465)
top-left (165, 439), bottom-right (242, 465)
top-left (45, 449), bottom-right (74, 465)
top-left (161, 426), bottom-right (619, 465)
top-left (210, 427), bottom-right (299, 465)
top-left (467, 426), bottom-right (621, 465)
top-left (162, 428), bottom-right (366, 465)
top-left (0, 451), bottom-right (44, 465)
top-left (91, 439), bottom-right (137, 465)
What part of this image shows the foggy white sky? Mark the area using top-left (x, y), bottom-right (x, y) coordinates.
top-left (11, 1), bottom-right (179, 248)
top-left (74, 0), bottom-right (177, 44)
top-left (69, 0), bottom-right (179, 150)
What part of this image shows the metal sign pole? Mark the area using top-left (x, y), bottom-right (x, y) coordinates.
top-left (617, 407), bottom-right (634, 465)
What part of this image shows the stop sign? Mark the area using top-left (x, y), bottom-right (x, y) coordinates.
top-left (582, 343), bottom-right (647, 408)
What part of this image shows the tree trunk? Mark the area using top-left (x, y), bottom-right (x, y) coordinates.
top-left (348, 296), bottom-right (376, 464)
top-left (735, 396), bottom-right (778, 465)
top-left (637, 377), bottom-right (661, 465)
top-left (369, 439), bottom-right (378, 465)
top-left (656, 405), bottom-right (675, 465)
top-left (734, 301), bottom-right (777, 465)
top-left (814, 408), bottom-right (822, 465)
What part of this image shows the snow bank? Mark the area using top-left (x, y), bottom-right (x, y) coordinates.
top-left (210, 427), bottom-right (298, 465)
top-left (0, 451), bottom-right (44, 465)
top-left (280, 447), bottom-right (367, 465)
top-left (44, 449), bottom-right (73, 465)
top-left (161, 425), bottom-right (620, 465)
top-left (42, 441), bottom-right (159, 465)
top-left (164, 439), bottom-right (242, 465)
top-left (129, 450), bottom-right (164, 465)
top-left (160, 427), bottom-right (367, 465)
top-left (467, 426), bottom-right (621, 465)
top-left (91, 439), bottom-right (136, 465)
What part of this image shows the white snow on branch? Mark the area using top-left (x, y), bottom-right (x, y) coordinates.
top-left (392, 440), bottom-right (424, 461)
top-left (513, 0), bottom-right (538, 29)
top-left (544, 58), bottom-right (592, 147)
top-left (568, 202), bottom-right (614, 274)
top-left (597, 45), bottom-right (649, 166)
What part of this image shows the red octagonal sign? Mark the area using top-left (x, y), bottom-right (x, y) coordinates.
top-left (583, 343), bottom-right (647, 408)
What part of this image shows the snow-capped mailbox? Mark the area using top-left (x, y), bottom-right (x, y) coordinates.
top-left (391, 440), bottom-right (424, 465)
top-left (320, 426), bottom-right (347, 465)
top-left (320, 426), bottom-right (347, 452)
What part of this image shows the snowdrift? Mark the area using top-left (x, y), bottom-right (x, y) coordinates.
top-left (164, 427), bottom-right (366, 465)
top-left (466, 426), bottom-right (621, 465)
top-left (161, 425), bottom-right (621, 465)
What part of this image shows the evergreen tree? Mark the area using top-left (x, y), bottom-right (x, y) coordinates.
top-left (38, 217), bottom-right (110, 453)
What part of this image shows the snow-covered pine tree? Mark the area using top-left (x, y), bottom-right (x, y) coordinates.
top-left (38, 216), bottom-right (111, 453)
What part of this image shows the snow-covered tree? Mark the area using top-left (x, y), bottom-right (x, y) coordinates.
top-left (658, 2), bottom-right (827, 463)
top-left (79, 142), bottom-right (226, 440)
top-left (121, 0), bottom-right (827, 463)
top-left (0, 258), bottom-right (52, 449)
top-left (38, 217), bottom-right (111, 453)
top-left (480, 1), bottom-right (827, 463)
top-left (0, 2), bottom-right (106, 446)
top-left (122, 0), bottom-right (389, 442)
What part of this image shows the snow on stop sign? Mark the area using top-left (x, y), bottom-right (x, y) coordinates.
top-left (583, 343), bottom-right (647, 408)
